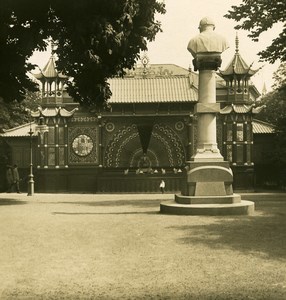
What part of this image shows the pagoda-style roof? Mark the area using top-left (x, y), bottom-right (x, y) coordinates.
top-left (33, 56), bottom-right (68, 81)
top-left (220, 34), bottom-right (259, 77)
top-left (30, 107), bottom-right (78, 118)
top-left (220, 104), bottom-right (265, 114)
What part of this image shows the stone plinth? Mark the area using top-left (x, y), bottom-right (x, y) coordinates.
top-left (160, 200), bottom-right (255, 216)
top-left (160, 161), bottom-right (255, 216)
top-left (182, 161), bottom-right (233, 197)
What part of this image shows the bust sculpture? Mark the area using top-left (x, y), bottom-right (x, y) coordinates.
top-left (187, 17), bottom-right (229, 70)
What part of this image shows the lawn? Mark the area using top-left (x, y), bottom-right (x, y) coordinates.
top-left (0, 193), bottom-right (285, 299)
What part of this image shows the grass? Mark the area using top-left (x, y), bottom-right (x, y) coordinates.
top-left (0, 193), bottom-right (285, 299)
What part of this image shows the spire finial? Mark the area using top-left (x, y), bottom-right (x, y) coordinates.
top-left (262, 82), bottom-right (267, 96)
top-left (235, 32), bottom-right (239, 54)
top-left (49, 38), bottom-right (56, 57)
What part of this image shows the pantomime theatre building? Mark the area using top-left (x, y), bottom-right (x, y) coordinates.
top-left (1, 42), bottom-right (272, 193)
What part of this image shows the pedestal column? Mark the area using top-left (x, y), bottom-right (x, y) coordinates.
top-left (192, 69), bottom-right (223, 161)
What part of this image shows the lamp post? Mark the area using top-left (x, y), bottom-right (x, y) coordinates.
top-left (27, 110), bottom-right (48, 196)
top-left (27, 120), bottom-right (34, 196)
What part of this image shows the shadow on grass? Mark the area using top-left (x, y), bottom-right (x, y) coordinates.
top-left (57, 199), bottom-right (162, 208)
top-left (52, 211), bottom-right (158, 215)
top-left (169, 198), bottom-right (286, 260)
top-left (0, 198), bottom-right (27, 205)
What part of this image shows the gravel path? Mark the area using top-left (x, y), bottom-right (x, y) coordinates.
top-left (0, 193), bottom-right (285, 299)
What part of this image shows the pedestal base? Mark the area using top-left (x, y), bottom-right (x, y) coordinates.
top-left (183, 161), bottom-right (234, 196)
top-left (175, 193), bottom-right (241, 204)
top-left (160, 199), bottom-right (255, 215)
top-left (160, 161), bottom-right (255, 215)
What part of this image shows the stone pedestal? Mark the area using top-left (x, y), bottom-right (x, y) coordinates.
top-left (160, 160), bottom-right (254, 215)
top-left (160, 17), bottom-right (254, 215)
top-left (182, 161), bottom-right (233, 197)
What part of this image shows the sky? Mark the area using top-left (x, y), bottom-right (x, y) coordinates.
top-left (30, 0), bottom-right (282, 94)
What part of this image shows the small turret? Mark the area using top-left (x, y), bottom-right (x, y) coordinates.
top-left (219, 33), bottom-right (259, 104)
top-left (33, 42), bottom-right (68, 106)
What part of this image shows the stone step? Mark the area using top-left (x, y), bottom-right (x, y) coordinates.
top-left (160, 200), bottom-right (255, 216)
top-left (175, 193), bottom-right (241, 204)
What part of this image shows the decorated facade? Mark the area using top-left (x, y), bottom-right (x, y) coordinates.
top-left (0, 41), bottom-right (273, 193)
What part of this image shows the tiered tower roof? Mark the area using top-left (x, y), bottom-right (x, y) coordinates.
top-left (34, 55), bottom-right (68, 82)
top-left (220, 33), bottom-right (259, 78)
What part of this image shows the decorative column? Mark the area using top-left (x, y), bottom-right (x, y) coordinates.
top-left (160, 17), bottom-right (255, 215)
top-left (193, 68), bottom-right (223, 161)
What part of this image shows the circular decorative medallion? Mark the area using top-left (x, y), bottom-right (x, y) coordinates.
top-left (141, 53), bottom-right (150, 67)
top-left (175, 121), bottom-right (184, 131)
top-left (105, 122), bottom-right (115, 132)
top-left (72, 134), bottom-right (93, 156)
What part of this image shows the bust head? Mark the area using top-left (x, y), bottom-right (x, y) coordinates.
top-left (199, 17), bottom-right (215, 32)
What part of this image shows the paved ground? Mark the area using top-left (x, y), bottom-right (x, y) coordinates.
top-left (0, 192), bottom-right (285, 299)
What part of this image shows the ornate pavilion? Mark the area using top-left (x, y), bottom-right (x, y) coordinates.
top-left (0, 38), bottom-right (274, 193)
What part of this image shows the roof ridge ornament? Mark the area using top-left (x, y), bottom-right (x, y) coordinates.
top-left (141, 53), bottom-right (150, 78)
top-left (235, 32), bottom-right (239, 54)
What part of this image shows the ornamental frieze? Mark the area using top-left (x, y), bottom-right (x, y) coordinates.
top-left (70, 116), bottom-right (98, 122)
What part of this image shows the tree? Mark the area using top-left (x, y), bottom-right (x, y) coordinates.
top-left (0, 0), bottom-right (165, 108)
top-left (272, 62), bottom-right (286, 91)
top-left (258, 63), bottom-right (286, 123)
top-left (225, 0), bottom-right (286, 63)
top-left (0, 91), bottom-right (42, 132)
top-left (256, 63), bottom-right (286, 179)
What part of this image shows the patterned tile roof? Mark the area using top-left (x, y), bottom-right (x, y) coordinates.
top-left (253, 119), bottom-right (275, 134)
top-left (108, 76), bottom-right (198, 103)
top-left (0, 122), bottom-right (37, 137)
top-left (220, 104), bottom-right (265, 114)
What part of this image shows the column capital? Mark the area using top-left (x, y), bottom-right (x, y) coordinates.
top-left (193, 53), bottom-right (222, 71)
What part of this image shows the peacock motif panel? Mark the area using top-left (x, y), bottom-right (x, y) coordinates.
top-left (104, 123), bottom-right (185, 168)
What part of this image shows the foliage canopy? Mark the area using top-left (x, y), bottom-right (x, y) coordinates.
top-left (0, 0), bottom-right (165, 108)
top-left (257, 63), bottom-right (286, 168)
top-left (225, 0), bottom-right (286, 64)
top-left (0, 91), bottom-right (41, 132)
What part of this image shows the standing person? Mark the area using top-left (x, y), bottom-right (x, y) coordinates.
top-left (159, 179), bottom-right (165, 194)
top-left (6, 165), bottom-right (13, 193)
top-left (12, 164), bottom-right (21, 193)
